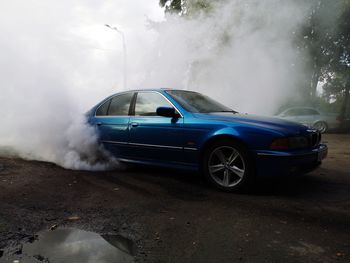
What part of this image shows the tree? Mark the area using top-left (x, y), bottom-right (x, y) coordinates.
top-left (320, 0), bottom-right (350, 118)
top-left (159, 0), bottom-right (182, 14)
top-left (159, 0), bottom-right (212, 16)
top-left (296, 1), bottom-right (342, 99)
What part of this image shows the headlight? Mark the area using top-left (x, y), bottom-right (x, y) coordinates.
top-left (289, 136), bottom-right (308, 148)
top-left (270, 136), bottom-right (308, 150)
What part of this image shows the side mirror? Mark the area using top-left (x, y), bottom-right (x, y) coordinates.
top-left (156, 107), bottom-right (179, 118)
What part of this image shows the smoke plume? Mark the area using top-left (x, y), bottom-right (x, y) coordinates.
top-left (0, 0), bottom-right (315, 169)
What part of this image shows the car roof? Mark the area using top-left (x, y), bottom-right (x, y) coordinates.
top-left (108, 88), bottom-right (200, 95)
top-left (109, 88), bottom-right (168, 93)
top-left (99, 88), bottom-right (182, 103)
top-left (116, 88), bottom-right (196, 91)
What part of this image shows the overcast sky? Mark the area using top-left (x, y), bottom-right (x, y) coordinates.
top-left (0, 0), bottom-right (164, 109)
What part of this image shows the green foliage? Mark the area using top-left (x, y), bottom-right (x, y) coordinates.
top-left (159, 0), bottom-right (182, 14)
top-left (319, 0), bottom-right (350, 118)
top-left (274, 0), bottom-right (350, 115)
top-left (159, 0), bottom-right (213, 16)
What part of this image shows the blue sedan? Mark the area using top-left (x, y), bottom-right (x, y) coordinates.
top-left (87, 89), bottom-right (328, 191)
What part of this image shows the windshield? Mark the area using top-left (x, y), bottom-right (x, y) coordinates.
top-left (166, 90), bottom-right (235, 113)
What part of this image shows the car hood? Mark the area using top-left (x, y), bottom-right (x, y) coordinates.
top-left (193, 112), bottom-right (308, 135)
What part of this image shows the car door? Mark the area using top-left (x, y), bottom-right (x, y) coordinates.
top-left (307, 109), bottom-right (321, 126)
top-left (93, 92), bottom-right (134, 157)
top-left (128, 91), bottom-right (184, 163)
top-left (298, 108), bottom-right (316, 127)
top-left (281, 109), bottom-right (300, 123)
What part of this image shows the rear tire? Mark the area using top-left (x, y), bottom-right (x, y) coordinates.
top-left (201, 139), bottom-right (254, 192)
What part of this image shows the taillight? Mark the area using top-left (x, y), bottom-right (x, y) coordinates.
top-left (336, 115), bottom-right (343, 122)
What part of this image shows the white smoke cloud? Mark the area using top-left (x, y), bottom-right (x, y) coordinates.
top-left (138, 0), bottom-right (313, 114)
top-left (0, 0), bottom-right (314, 170)
top-left (0, 0), bottom-right (163, 170)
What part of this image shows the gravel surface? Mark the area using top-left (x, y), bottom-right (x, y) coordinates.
top-left (0, 134), bottom-right (349, 262)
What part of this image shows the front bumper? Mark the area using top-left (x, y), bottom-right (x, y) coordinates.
top-left (254, 144), bottom-right (328, 177)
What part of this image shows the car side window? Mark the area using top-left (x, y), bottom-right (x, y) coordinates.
top-left (283, 110), bottom-right (291, 116)
top-left (297, 108), bottom-right (316, 116)
top-left (294, 109), bottom-right (306, 115)
top-left (107, 93), bottom-right (133, 116)
top-left (135, 92), bottom-right (172, 116)
top-left (285, 109), bottom-right (298, 116)
top-left (96, 99), bottom-right (111, 116)
top-left (306, 109), bottom-right (319, 115)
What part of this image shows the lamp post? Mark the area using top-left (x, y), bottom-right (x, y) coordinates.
top-left (105, 24), bottom-right (127, 90)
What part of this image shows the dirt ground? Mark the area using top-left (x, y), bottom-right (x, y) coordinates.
top-left (0, 134), bottom-right (349, 262)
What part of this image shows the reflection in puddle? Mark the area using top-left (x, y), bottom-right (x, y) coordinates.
top-left (2, 228), bottom-right (135, 263)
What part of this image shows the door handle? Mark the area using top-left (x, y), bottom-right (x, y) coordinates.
top-left (96, 122), bottom-right (102, 126)
top-left (130, 122), bottom-right (139, 127)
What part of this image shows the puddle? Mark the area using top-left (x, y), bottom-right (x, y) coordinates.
top-left (1, 228), bottom-right (135, 263)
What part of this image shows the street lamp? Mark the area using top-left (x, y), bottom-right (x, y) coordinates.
top-left (105, 24), bottom-right (127, 90)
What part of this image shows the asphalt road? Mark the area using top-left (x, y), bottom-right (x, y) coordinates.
top-left (0, 134), bottom-right (349, 262)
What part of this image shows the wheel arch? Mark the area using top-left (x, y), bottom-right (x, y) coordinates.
top-left (199, 134), bottom-right (250, 162)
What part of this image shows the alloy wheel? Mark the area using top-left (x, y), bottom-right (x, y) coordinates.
top-left (208, 146), bottom-right (246, 188)
top-left (313, 122), bottom-right (327, 133)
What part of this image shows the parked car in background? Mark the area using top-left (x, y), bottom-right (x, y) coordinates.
top-left (276, 107), bottom-right (341, 133)
top-left (87, 89), bottom-right (327, 192)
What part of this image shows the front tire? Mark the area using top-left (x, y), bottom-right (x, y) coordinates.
top-left (201, 139), bottom-right (254, 192)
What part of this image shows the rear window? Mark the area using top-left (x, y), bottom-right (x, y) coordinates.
top-left (108, 93), bottom-right (133, 116)
top-left (96, 100), bottom-right (110, 116)
top-left (95, 92), bottom-right (133, 116)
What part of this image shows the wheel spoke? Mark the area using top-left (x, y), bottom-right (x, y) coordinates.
top-left (209, 164), bottom-right (225, 173)
top-left (228, 151), bottom-right (239, 165)
top-left (215, 149), bottom-right (227, 164)
top-left (229, 165), bottom-right (244, 178)
top-left (223, 169), bottom-right (230, 186)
